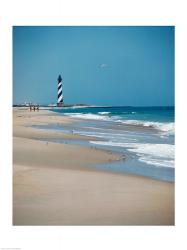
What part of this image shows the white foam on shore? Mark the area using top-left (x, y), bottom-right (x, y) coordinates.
top-left (127, 143), bottom-right (174, 159)
top-left (138, 156), bottom-right (174, 168)
top-left (90, 141), bottom-right (174, 168)
top-left (64, 112), bottom-right (82, 116)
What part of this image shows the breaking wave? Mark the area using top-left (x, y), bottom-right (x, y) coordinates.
top-left (90, 141), bottom-right (174, 168)
top-left (64, 112), bottom-right (174, 135)
top-left (64, 113), bottom-right (111, 121)
top-left (98, 112), bottom-right (111, 115)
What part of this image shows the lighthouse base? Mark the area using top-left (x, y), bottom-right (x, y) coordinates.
top-left (57, 102), bottom-right (64, 107)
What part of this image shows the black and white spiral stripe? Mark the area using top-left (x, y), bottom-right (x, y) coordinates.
top-left (57, 78), bottom-right (63, 104)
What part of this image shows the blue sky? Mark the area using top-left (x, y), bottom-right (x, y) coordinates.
top-left (13, 26), bottom-right (174, 106)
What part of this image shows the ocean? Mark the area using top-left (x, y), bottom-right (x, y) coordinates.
top-left (36, 106), bottom-right (175, 182)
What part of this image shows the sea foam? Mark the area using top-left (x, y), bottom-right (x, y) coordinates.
top-left (64, 112), bottom-right (174, 135)
top-left (98, 111), bottom-right (111, 115)
top-left (117, 119), bottom-right (174, 135)
top-left (64, 113), bottom-right (111, 121)
top-left (90, 141), bottom-right (174, 168)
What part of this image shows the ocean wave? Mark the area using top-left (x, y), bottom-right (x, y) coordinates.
top-left (98, 112), bottom-right (111, 115)
top-left (128, 143), bottom-right (174, 168)
top-left (63, 112), bottom-right (174, 135)
top-left (127, 143), bottom-right (174, 159)
top-left (63, 112), bottom-right (83, 116)
top-left (117, 119), bottom-right (174, 134)
top-left (64, 113), bottom-right (111, 121)
top-left (90, 141), bottom-right (174, 168)
top-left (138, 157), bottom-right (174, 168)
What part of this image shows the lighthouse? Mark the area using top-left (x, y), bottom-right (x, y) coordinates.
top-left (57, 74), bottom-right (64, 106)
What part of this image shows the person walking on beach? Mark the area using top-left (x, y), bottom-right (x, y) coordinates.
top-left (36, 105), bottom-right (39, 111)
top-left (33, 105), bottom-right (36, 112)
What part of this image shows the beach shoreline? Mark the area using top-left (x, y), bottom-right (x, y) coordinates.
top-left (13, 107), bottom-right (174, 225)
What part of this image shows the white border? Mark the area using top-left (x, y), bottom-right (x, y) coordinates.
top-left (0, 0), bottom-right (186, 249)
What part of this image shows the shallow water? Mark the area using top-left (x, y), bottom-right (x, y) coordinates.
top-left (33, 109), bottom-right (174, 182)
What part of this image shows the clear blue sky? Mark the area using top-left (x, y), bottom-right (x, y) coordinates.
top-left (13, 26), bottom-right (174, 106)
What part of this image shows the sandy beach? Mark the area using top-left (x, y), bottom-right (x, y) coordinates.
top-left (13, 108), bottom-right (174, 225)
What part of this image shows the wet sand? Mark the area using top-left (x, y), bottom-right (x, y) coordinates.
top-left (13, 108), bottom-right (174, 225)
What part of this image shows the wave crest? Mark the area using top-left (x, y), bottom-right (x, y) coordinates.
top-left (117, 120), bottom-right (174, 134)
top-left (90, 141), bottom-right (174, 168)
top-left (98, 112), bottom-right (111, 115)
top-left (63, 113), bottom-right (174, 135)
top-left (64, 113), bottom-right (111, 121)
